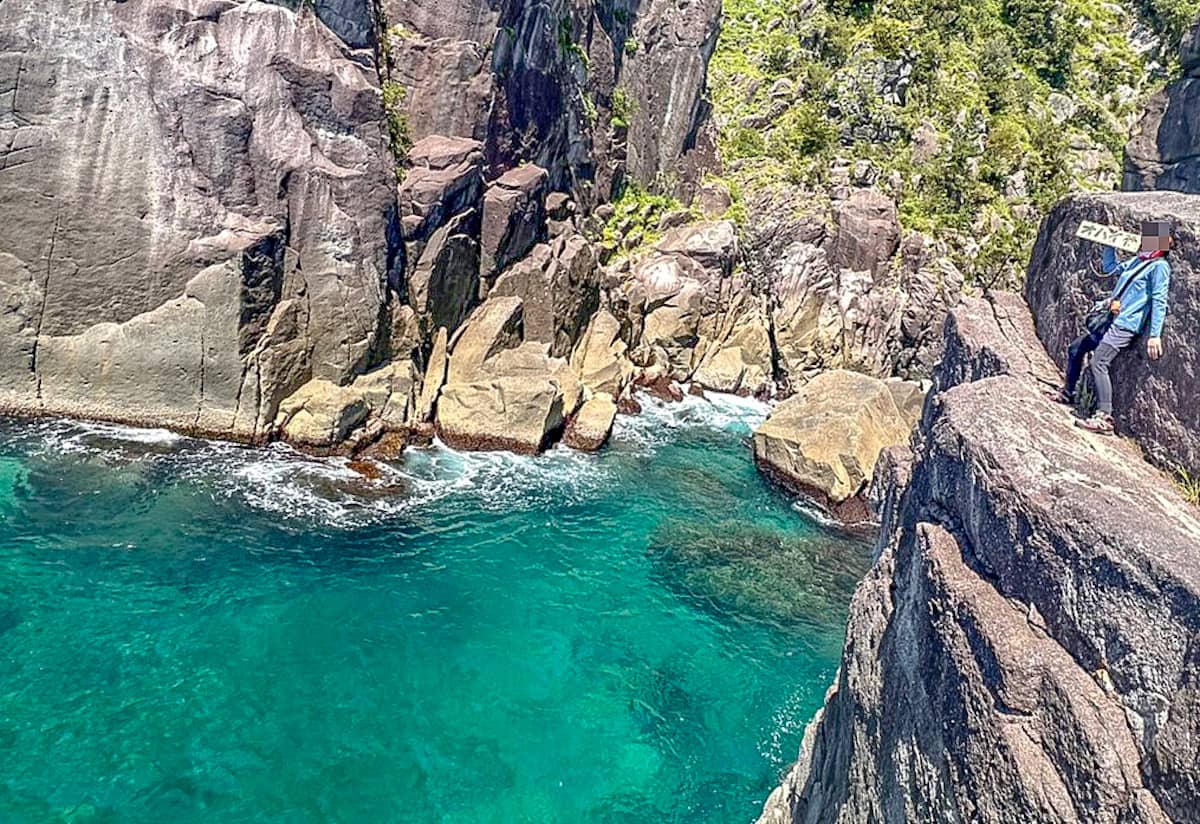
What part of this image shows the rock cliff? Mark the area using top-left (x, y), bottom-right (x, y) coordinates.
top-left (1124, 19), bottom-right (1200, 194)
top-left (387, 0), bottom-right (721, 205)
top-left (0, 0), bottom-right (397, 441)
top-left (0, 0), bottom-right (725, 449)
top-left (759, 286), bottom-right (1200, 822)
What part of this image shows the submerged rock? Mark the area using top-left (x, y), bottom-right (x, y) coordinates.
top-left (753, 369), bottom-right (915, 520)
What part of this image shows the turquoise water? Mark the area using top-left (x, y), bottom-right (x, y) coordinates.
top-left (0, 394), bottom-right (871, 824)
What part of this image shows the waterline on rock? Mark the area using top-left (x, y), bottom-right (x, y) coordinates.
top-left (0, 394), bottom-right (869, 823)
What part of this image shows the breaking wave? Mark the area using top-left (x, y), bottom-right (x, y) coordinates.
top-left (3, 390), bottom-right (770, 529)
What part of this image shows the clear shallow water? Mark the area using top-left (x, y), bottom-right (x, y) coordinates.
top-left (0, 394), bottom-right (871, 824)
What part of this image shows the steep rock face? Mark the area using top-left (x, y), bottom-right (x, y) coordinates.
top-left (1124, 19), bottom-right (1200, 194)
top-left (741, 185), bottom-right (964, 385)
top-left (1025, 191), bottom-right (1200, 471)
top-left (760, 295), bottom-right (1200, 824)
top-left (0, 0), bottom-right (397, 441)
top-left (385, 0), bottom-right (721, 202)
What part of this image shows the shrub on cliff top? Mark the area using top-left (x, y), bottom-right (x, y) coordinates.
top-left (710, 0), bottom-right (1191, 286)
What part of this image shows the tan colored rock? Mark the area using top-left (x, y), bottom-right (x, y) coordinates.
top-left (436, 296), bottom-right (574, 453)
top-left (437, 377), bottom-right (565, 454)
top-left (446, 296), bottom-right (524, 383)
top-left (350, 362), bottom-right (419, 430)
top-left (885, 378), bottom-right (926, 429)
top-left (570, 310), bottom-right (633, 399)
top-left (414, 326), bottom-right (449, 423)
top-left (275, 379), bottom-right (369, 449)
top-left (564, 396), bottom-right (617, 451)
top-left (691, 292), bottom-right (774, 395)
top-left (753, 369), bottom-right (911, 514)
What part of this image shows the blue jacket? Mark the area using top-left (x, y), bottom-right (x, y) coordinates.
top-left (1101, 246), bottom-right (1171, 338)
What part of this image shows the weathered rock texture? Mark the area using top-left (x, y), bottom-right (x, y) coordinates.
top-left (385, 0), bottom-right (722, 204)
top-left (0, 0), bottom-right (397, 441)
top-left (759, 293), bottom-right (1200, 824)
top-left (435, 296), bottom-right (582, 453)
top-left (739, 184), bottom-right (964, 386)
top-left (1124, 20), bottom-right (1200, 194)
top-left (1025, 191), bottom-right (1200, 472)
top-left (752, 369), bottom-right (920, 520)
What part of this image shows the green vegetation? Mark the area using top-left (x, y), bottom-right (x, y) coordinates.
top-left (710, 0), bottom-right (1200, 285)
top-left (599, 185), bottom-right (692, 257)
top-left (611, 88), bottom-right (637, 129)
top-left (382, 80), bottom-right (412, 165)
top-left (1176, 467), bottom-right (1200, 505)
top-left (559, 16), bottom-right (590, 67)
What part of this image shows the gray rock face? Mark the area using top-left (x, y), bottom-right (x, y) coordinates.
top-left (737, 184), bottom-right (962, 385)
top-left (268, 0), bottom-right (377, 49)
top-left (0, 0), bottom-right (397, 441)
top-left (760, 294), bottom-right (1200, 824)
top-left (399, 136), bottom-right (485, 248)
top-left (480, 164), bottom-right (548, 282)
top-left (1025, 191), bottom-right (1200, 471)
top-left (1123, 23), bottom-right (1200, 193)
top-left (490, 233), bottom-right (599, 357)
top-left (825, 189), bottom-right (901, 279)
top-left (622, 0), bottom-right (723, 187)
top-left (384, 0), bottom-right (722, 201)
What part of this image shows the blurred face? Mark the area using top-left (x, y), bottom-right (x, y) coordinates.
top-left (1141, 222), bottom-right (1172, 253)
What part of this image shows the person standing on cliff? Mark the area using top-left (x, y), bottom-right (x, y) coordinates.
top-left (1045, 220), bottom-right (1173, 435)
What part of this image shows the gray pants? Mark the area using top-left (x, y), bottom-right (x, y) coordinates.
top-left (1092, 326), bottom-right (1137, 415)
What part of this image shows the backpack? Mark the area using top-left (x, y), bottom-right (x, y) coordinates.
top-left (1084, 259), bottom-right (1154, 336)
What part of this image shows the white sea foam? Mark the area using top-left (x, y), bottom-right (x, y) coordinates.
top-left (614, 389), bottom-right (770, 449)
top-left (27, 418), bottom-right (185, 455)
top-left (11, 390), bottom-right (768, 528)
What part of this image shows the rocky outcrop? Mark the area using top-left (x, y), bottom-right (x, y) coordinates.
top-left (1025, 191), bottom-right (1200, 472)
top-left (435, 296), bottom-right (580, 453)
top-left (274, 361), bottom-right (418, 451)
top-left (1123, 19), bottom-right (1200, 194)
top-left (491, 233), bottom-right (600, 357)
top-left (752, 369), bottom-right (920, 520)
top-left (569, 309), bottom-right (634, 399)
top-left (563, 395), bottom-right (617, 451)
top-left (385, 0), bottom-right (722, 203)
top-left (759, 294), bottom-right (1200, 824)
top-left (0, 0), bottom-right (397, 442)
top-left (480, 164), bottom-right (549, 283)
top-left (604, 219), bottom-right (775, 396)
top-left (740, 184), bottom-right (964, 386)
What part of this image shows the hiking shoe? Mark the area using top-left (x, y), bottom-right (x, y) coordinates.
top-left (1044, 387), bottom-right (1074, 406)
top-left (1075, 412), bottom-right (1115, 436)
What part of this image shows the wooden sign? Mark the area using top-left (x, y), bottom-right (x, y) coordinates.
top-left (1076, 221), bottom-right (1142, 253)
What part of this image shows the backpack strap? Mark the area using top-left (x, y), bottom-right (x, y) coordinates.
top-left (1112, 259), bottom-right (1154, 303)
